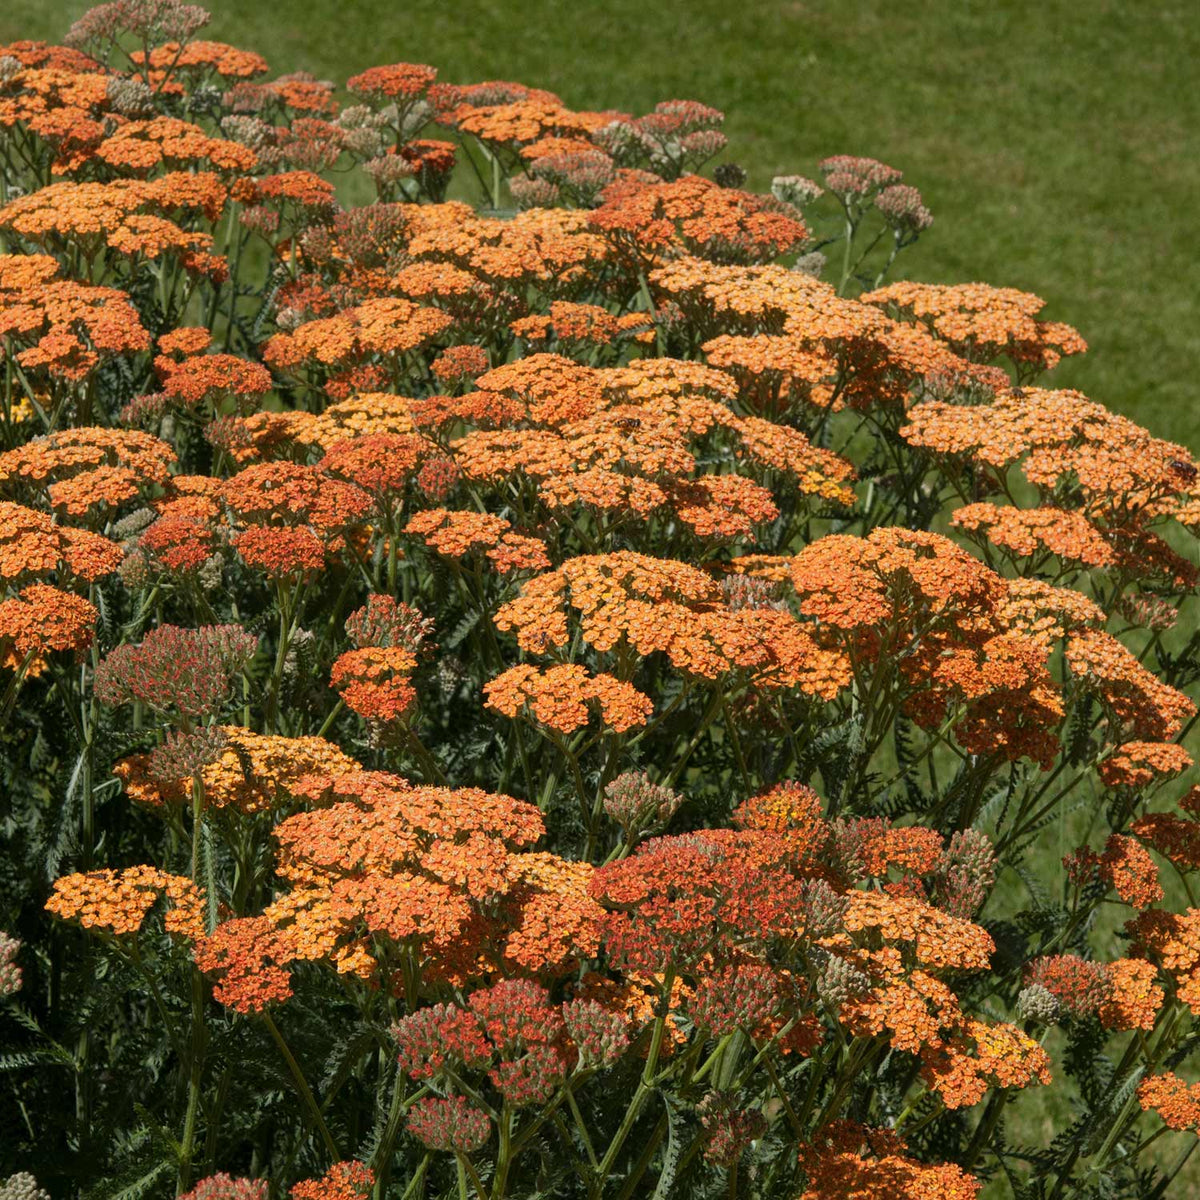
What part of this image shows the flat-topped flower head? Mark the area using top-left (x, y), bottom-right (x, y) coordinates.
top-left (46, 865), bottom-right (204, 940)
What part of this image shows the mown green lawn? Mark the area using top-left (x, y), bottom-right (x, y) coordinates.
top-left (3, 0), bottom-right (1197, 447)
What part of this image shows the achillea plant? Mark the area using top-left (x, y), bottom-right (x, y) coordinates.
top-left (0, 4), bottom-right (1198, 1198)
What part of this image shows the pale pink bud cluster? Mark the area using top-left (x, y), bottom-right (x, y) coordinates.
top-left (603, 771), bottom-right (683, 837)
top-left (819, 154), bottom-right (903, 198)
top-left (686, 963), bottom-right (782, 1036)
top-left (562, 998), bottom-right (629, 1068)
top-left (0, 932), bottom-right (22, 997)
top-left (510, 177), bottom-right (561, 211)
top-left (95, 624), bottom-right (258, 718)
top-left (364, 155), bottom-right (417, 189)
top-left (720, 574), bottom-right (787, 612)
top-left (345, 595), bottom-right (436, 656)
top-left (696, 1092), bottom-right (766, 1166)
top-left (875, 184), bottom-right (933, 234)
top-left (148, 726), bottom-right (229, 783)
top-left (529, 152), bottom-right (616, 207)
top-left (816, 953), bottom-right (870, 1009)
top-left (0, 1174), bottom-right (50, 1200)
top-left (799, 878), bottom-right (849, 940)
top-left (772, 174), bottom-right (823, 208)
top-left (178, 1174), bottom-right (267, 1200)
top-left (1117, 593), bottom-right (1180, 633)
top-left (66, 0), bottom-right (209, 51)
top-left (406, 1095), bottom-right (491, 1153)
top-left (934, 828), bottom-right (996, 918)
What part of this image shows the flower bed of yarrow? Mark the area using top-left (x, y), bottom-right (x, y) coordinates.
top-left (1, 3), bottom-right (1200, 1199)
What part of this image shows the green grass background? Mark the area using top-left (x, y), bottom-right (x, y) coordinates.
top-left (3, 0), bottom-right (1197, 448)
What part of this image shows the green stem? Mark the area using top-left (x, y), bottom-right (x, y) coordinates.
top-left (262, 1010), bottom-right (341, 1161)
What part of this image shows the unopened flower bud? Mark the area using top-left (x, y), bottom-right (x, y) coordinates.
top-left (0, 932), bottom-right (23, 998)
top-left (603, 772), bottom-right (682, 836)
top-left (1016, 983), bottom-right (1061, 1026)
top-left (817, 954), bottom-right (870, 1010)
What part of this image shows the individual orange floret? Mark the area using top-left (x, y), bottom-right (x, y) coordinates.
top-left (404, 508), bottom-right (551, 574)
top-left (206, 412), bottom-right (318, 465)
top-left (284, 393), bottom-right (421, 451)
top-left (1066, 629), bottom-right (1195, 741)
top-left (915, 631), bottom-right (1064, 769)
top-left (157, 326), bottom-right (213, 358)
top-left (495, 551), bottom-right (850, 697)
top-left (105, 215), bottom-right (227, 278)
top-left (0, 501), bottom-right (121, 583)
top-left (510, 301), bottom-right (652, 352)
top-left (1100, 741), bottom-right (1193, 789)
top-left (798, 1121), bottom-right (981, 1200)
top-left (400, 202), bottom-right (611, 294)
top-left (320, 432), bottom-right (433, 501)
top-left (485, 662), bottom-right (653, 735)
top-left (649, 257), bottom-right (873, 340)
top-left (669, 473), bottom-right (781, 540)
top-left (502, 852), bottom-right (605, 973)
top-left (725, 414), bottom-right (858, 506)
top-left (94, 116), bottom-right (258, 173)
top-left (732, 782), bottom-right (827, 865)
top-left (702, 332), bottom-right (840, 415)
top-left (45, 865), bottom-right (204, 941)
top-left (0, 39), bottom-right (99, 71)
top-left (142, 171), bottom-right (230, 222)
top-left (138, 514), bottom-right (218, 573)
top-left (330, 646), bottom-right (417, 724)
top-left (430, 344), bottom-right (490, 385)
top-left (1125, 908), bottom-right (1200, 1015)
top-left (469, 353), bottom-right (608, 427)
top-left (232, 170), bottom-right (337, 211)
top-left (260, 772), bottom-right (597, 983)
top-left (829, 817), bottom-right (944, 880)
top-left (495, 551), bottom-right (717, 655)
top-left (453, 98), bottom-right (600, 147)
top-left (950, 503), bottom-right (1114, 569)
top-left (840, 966), bottom-right (960, 1055)
top-left (246, 72), bottom-right (340, 115)
top-left (862, 280), bottom-right (1087, 377)
top-left (842, 891), bottom-right (994, 971)
top-left (113, 727), bottom-right (360, 815)
top-left (0, 180), bottom-right (150, 242)
top-left (0, 583), bottom-right (97, 671)
top-left (997, 577), bottom-right (1105, 650)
